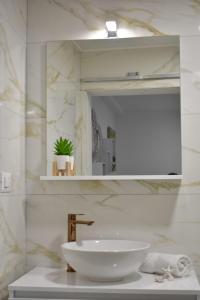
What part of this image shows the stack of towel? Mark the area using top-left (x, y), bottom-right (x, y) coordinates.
top-left (140, 252), bottom-right (192, 277)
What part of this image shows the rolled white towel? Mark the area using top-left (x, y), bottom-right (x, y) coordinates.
top-left (140, 252), bottom-right (192, 277)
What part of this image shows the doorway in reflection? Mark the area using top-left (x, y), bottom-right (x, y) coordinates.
top-left (91, 90), bottom-right (181, 176)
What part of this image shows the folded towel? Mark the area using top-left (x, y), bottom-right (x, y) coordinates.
top-left (140, 252), bottom-right (192, 277)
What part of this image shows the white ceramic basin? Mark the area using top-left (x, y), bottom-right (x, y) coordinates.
top-left (62, 240), bottom-right (150, 282)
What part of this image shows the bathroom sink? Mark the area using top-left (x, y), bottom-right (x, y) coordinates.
top-left (62, 239), bottom-right (150, 282)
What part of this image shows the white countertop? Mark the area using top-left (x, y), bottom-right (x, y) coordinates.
top-left (9, 267), bottom-right (200, 296)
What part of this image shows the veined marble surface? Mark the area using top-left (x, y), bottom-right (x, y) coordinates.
top-left (0, 0), bottom-right (27, 298)
top-left (28, 0), bottom-right (200, 42)
top-left (26, 193), bottom-right (200, 276)
top-left (46, 41), bottom-right (80, 175)
top-left (26, 0), bottom-right (200, 284)
top-left (80, 46), bottom-right (179, 79)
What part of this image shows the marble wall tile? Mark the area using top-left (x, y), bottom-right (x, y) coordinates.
top-left (179, 36), bottom-right (200, 194)
top-left (81, 46), bottom-right (179, 78)
top-left (0, 194), bottom-right (26, 298)
top-left (0, 0), bottom-right (27, 297)
top-left (28, 0), bottom-right (200, 42)
top-left (0, 106), bottom-right (25, 195)
top-left (180, 36), bottom-right (200, 115)
top-left (46, 41), bottom-right (80, 174)
top-left (26, 43), bottom-right (46, 119)
top-left (0, 195), bottom-right (25, 271)
top-left (0, 12), bottom-right (26, 195)
top-left (26, 117), bottom-right (46, 194)
top-left (181, 114), bottom-right (200, 182)
top-left (26, 194), bottom-right (200, 276)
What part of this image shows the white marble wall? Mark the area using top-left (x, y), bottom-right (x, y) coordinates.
top-left (81, 45), bottom-right (179, 78)
top-left (0, 0), bottom-right (27, 298)
top-left (26, 0), bottom-right (200, 280)
top-left (46, 41), bottom-right (80, 174)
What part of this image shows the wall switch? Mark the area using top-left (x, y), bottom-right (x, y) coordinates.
top-left (0, 172), bottom-right (12, 193)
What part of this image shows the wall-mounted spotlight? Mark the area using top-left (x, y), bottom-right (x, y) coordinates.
top-left (105, 20), bottom-right (117, 37)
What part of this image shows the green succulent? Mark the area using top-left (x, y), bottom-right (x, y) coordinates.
top-left (54, 137), bottom-right (73, 156)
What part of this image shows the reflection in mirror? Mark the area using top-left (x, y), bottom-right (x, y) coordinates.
top-left (46, 36), bottom-right (181, 177)
top-left (91, 92), bottom-right (181, 176)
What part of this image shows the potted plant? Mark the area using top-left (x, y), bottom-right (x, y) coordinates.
top-left (54, 137), bottom-right (73, 170)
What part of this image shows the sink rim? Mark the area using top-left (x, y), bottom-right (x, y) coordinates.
top-left (62, 239), bottom-right (150, 253)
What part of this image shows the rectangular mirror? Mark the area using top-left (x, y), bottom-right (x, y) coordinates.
top-left (46, 36), bottom-right (181, 178)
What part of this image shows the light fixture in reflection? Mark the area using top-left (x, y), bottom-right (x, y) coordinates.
top-left (105, 20), bottom-right (117, 37)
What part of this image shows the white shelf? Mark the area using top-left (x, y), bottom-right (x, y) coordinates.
top-left (40, 175), bottom-right (183, 181)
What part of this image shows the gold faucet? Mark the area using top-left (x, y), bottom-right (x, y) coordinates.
top-left (67, 213), bottom-right (94, 272)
